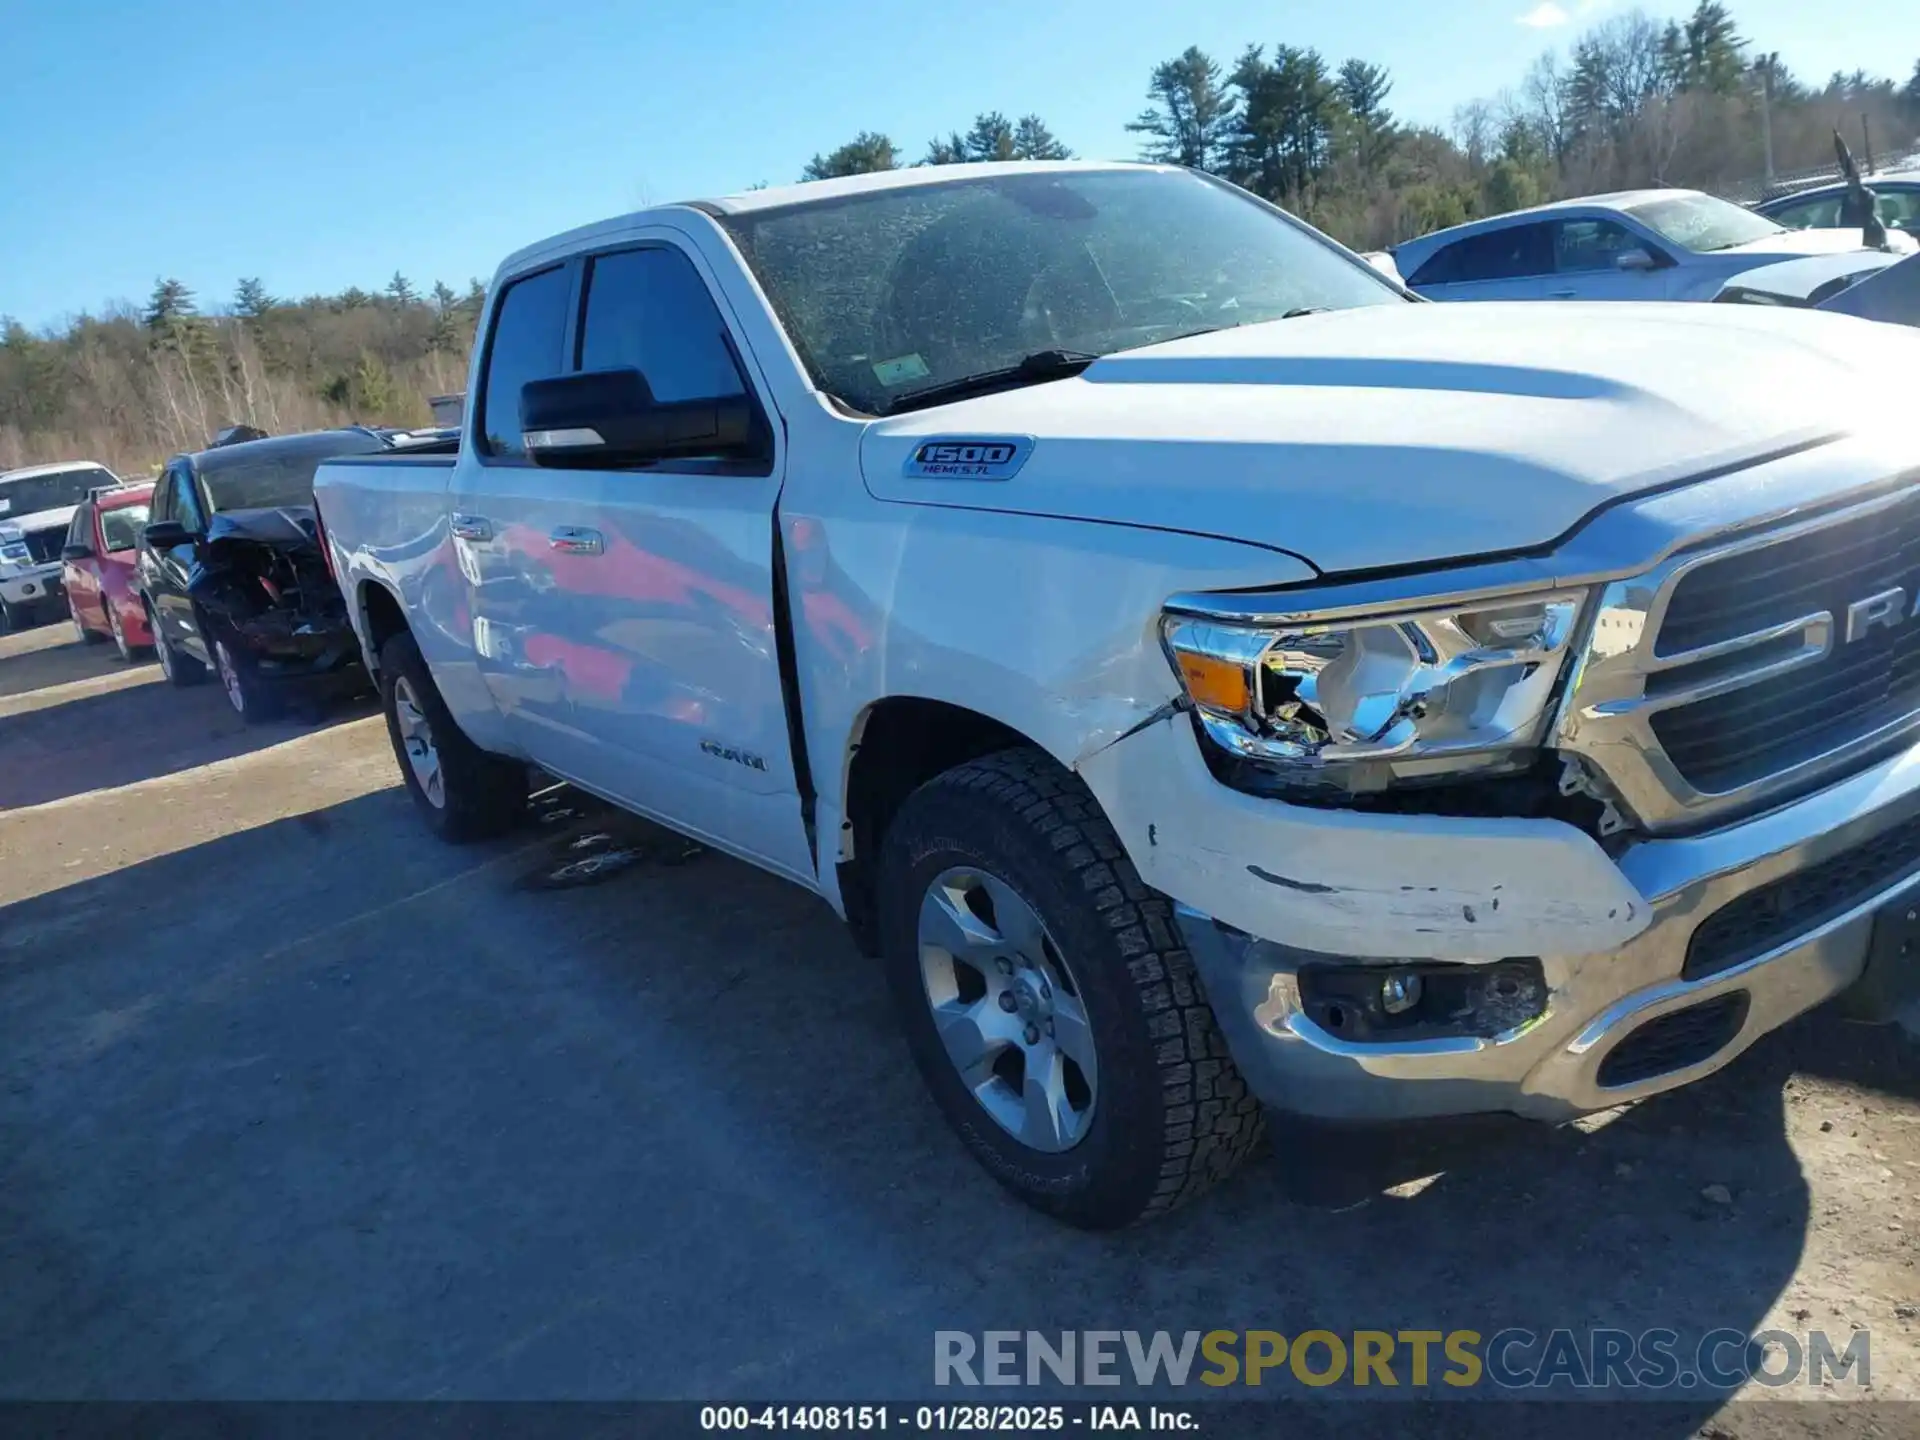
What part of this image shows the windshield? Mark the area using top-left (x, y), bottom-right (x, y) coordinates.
top-left (720, 168), bottom-right (1404, 414)
top-left (99, 504), bottom-right (150, 551)
top-left (1625, 193), bottom-right (1785, 252)
top-left (0, 466), bottom-right (116, 519)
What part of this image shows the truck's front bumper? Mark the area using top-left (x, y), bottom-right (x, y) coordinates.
top-left (0, 563), bottom-right (66, 612)
top-left (1083, 717), bottom-right (1920, 1124)
top-left (1175, 743), bottom-right (1920, 1121)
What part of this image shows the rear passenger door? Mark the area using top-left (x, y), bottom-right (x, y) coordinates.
top-left (1406, 223), bottom-right (1555, 302)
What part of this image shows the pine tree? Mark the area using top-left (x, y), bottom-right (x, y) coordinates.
top-left (801, 131), bottom-right (899, 180)
top-left (1127, 47), bottom-right (1238, 170)
top-left (233, 277), bottom-right (275, 319)
top-left (963, 112), bottom-right (1018, 162)
top-left (922, 131), bottom-right (970, 165)
top-left (144, 278), bottom-right (196, 333)
top-left (1011, 115), bottom-right (1071, 160)
top-left (386, 272), bottom-right (416, 306)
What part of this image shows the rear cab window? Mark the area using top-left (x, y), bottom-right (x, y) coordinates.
top-left (479, 267), bottom-right (572, 459)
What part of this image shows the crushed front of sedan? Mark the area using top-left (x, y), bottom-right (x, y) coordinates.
top-left (189, 506), bottom-right (362, 688)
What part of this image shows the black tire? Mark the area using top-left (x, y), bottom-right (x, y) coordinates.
top-left (877, 746), bottom-right (1264, 1229)
top-left (378, 629), bottom-right (526, 842)
top-left (209, 629), bottom-right (282, 726)
top-left (149, 603), bottom-right (207, 687)
top-left (0, 600), bottom-right (19, 634)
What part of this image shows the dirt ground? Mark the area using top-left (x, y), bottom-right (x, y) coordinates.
top-left (1, 619), bottom-right (1915, 1434)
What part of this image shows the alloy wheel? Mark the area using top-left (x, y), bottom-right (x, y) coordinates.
top-left (391, 675), bottom-right (445, 809)
top-left (214, 640), bottom-right (246, 715)
top-left (916, 866), bottom-right (1098, 1153)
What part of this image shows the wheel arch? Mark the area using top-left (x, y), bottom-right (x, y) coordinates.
top-left (835, 695), bottom-right (1056, 955)
top-left (355, 578), bottom-right (410, 679)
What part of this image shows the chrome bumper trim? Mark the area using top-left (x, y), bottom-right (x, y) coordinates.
top-left (1180, 738), bottom-right (1920, 1123)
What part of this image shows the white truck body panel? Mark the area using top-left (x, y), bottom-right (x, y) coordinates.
top-left (315, 163), bottom-right (1920, 1131)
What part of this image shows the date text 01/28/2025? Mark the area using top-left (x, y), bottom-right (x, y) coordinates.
top-left (699, 1405), bottom-right (1195, 1432)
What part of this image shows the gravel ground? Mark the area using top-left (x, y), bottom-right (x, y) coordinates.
top-left (1, 621), bottom-right (1915, 1436)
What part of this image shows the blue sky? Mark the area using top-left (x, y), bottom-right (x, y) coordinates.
top-left (3, 0), bottom-right (1915, 328)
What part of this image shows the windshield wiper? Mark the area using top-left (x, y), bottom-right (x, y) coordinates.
top-left (882, 349), bottom-right (1099, 415)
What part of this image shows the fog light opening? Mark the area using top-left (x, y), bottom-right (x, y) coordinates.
top-left (1297, 957), bottom-right (1547, 1043)
top-left (1380, 971), bottom-right (1423, 1015)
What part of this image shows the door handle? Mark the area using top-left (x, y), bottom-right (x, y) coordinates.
top-left (450, 513), bottom-right (493, 542)
top-left (549, 527), bottom-right (605, 556)
top-left (1546, 288), bottom-right (1577, 299)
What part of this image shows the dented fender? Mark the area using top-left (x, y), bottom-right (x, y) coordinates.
top-left (1076, 713), bottom-right (1650, 961)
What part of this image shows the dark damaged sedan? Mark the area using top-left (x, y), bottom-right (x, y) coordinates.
top-left (136, 428), bottom-right (398, 722)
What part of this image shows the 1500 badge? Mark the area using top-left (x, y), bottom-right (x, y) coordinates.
top-left (903, 436), bottom-right (1034, 481)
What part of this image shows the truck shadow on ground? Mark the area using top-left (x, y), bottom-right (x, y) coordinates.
top-left (1, 783), bottom-right (1909, 1428)
top-left (0, 647), bottom-right (376, 810)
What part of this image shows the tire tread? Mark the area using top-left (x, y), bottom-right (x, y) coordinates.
top-left (905, 746), bottom-right (1263, 1224)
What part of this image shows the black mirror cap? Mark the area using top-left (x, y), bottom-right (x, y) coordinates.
top-left (60, 543), bottom-right (93, 561)
top-left (142, 520), bottom-right (192, 548)
top-left (520, 368), bottom-right (762, 469)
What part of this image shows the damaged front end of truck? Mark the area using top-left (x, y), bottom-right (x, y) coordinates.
top-left (189, 507), bottom-right (363, 691)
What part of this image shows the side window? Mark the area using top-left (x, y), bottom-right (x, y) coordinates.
top-left (1409, 225), bottom-right (1553, 286)
top-left (1768, 196), bottom-right (1840, 230)
top-left (480, 267), bottom-right (571, 459)
top-left (1553, 219), bottom-right (1645, 273)
top-left (173, 472), bottom-right (206, 532)
top-left (578, 247), bottom-right (750, 403)
top-left (147, 477), bottom-right (171, 524)
top-left (1878, 190), bottom-right (1920, 228)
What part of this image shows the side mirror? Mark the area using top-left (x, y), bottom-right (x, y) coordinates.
top-left (142, 520), bottom-right (192, 548)
top-left (520, 368), bottom-right (760, 469)
top-left (1615, 248), bottom-right (1659, 272)
top-left (60, 543), bottom-right (92, 562)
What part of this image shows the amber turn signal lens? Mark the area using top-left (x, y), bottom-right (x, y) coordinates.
top-left (1176, 652), bottom-right (1252, 714)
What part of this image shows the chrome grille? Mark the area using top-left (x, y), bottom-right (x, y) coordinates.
top-left (1557, 480), bottom-right (1920, 832)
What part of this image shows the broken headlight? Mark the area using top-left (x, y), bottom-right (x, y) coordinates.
top-left (1161, 591), bottom-right (1584, 793)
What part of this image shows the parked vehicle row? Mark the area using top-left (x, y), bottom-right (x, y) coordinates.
top-left (62, 478), bottom-right (156, 660)
top-left (306, 160), bottom-right (1920, 1229)
top-left (0, 460), bottom-right (124, 631)
top-left (1392, 186), bottom-right (1912, 305)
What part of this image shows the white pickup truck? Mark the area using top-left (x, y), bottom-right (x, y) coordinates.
top-left (315, 161), bottom-right (1920, 1228)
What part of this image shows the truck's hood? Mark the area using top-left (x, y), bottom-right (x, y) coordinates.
top-left (1718, 226), bottom-right (1915, 259)
top-left (859, 301), bottom-right (1920, 574)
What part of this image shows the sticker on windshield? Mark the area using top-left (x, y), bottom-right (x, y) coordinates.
top-left (0, 498), bottom-right (10, 514)
top-left (902, 437), bottom-right (1034, 481)
top-left (872, 353), bottom-right (931, 387)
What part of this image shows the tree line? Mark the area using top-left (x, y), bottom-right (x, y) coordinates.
top-left (1, 273), bottom-right (484, 477)
top-left (4, 2), bottom-right (1918, 477)
top-left (797, 3), bottom-right (1920, 247)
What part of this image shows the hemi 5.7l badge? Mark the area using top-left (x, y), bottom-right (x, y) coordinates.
top-left (902, 436), bottom-right (1034, 481)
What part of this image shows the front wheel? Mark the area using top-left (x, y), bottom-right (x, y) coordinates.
top-left (212, 634), bottom-right (281, 725)
top-left (378, 630), bottom-right (526, 842)
top-left (877, 747), bottom-right (1263, 1229)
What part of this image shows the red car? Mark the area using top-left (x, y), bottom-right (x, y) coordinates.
top-left (61, 481), bottom-right (156, 661)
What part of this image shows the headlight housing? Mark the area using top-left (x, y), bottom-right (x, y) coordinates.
top-left (0, 527), bottom-right (28, 566)
top-left (1162, 590), bottom-right (1585, 794)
